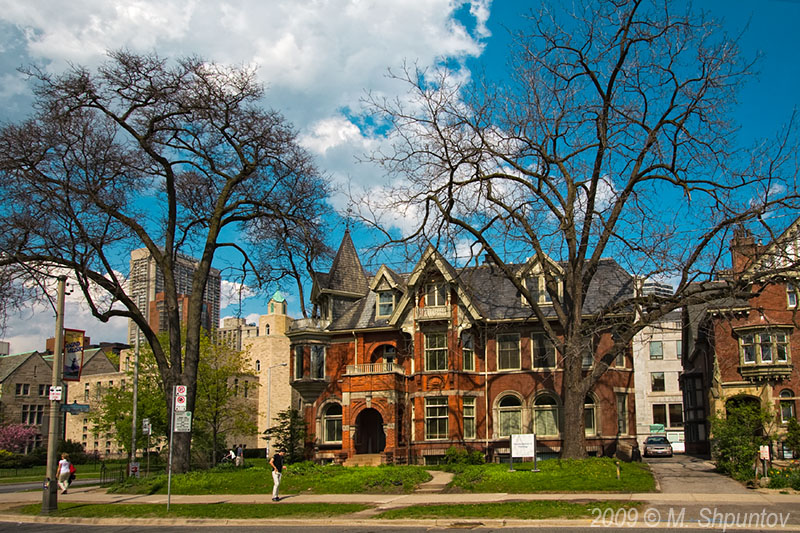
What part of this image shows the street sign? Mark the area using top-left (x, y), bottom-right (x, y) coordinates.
top-left (174, 385), bottom-right (187, 412)
top-left (174, 411), bottom-right (192, 432)
top-left (60, 402), bottom-right (90, 414)
top-left (49, 386), bottom-right (62, 401)
top-left (142, 418), bottom-right (151, 435)
top-left (129, 462), bottom-right (140, 478)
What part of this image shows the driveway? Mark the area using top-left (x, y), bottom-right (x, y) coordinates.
top-left (645, 454), bottom-right (750, 494)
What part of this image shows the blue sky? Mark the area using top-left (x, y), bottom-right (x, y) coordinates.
top-left (1, 0), bottom-right (799, 352)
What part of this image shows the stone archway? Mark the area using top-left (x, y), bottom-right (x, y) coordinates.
top-left (354, 408), bottom-right (386, 454)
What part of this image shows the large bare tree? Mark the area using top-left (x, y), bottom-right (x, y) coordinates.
top-left (359, 0), bottom-right (800, 457)
top-left (0, 51), bottom-right (330, 471)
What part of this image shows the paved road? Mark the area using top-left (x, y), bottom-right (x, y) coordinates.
top-left (645, 454), bottom-right (750, 494)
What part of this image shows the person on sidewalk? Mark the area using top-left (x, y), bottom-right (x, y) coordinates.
top-left (57, 453), bottom-right (71, 494)
top-left (235, 444), bottom-right (243, 467)
top-left (269, 450), bottom-right (286, 501)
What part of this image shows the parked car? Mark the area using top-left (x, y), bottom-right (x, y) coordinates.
top-left (643, 436), bottom-right (673, 457)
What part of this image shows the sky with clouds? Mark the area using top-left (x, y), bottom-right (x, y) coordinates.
top-left (1, 0), bottom-right (799, 353)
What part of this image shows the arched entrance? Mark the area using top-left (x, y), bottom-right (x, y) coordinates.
top-left (354, 408), bottom-right (386, 454)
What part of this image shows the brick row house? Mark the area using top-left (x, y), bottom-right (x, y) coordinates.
top-left (289, 232), bottom-right (639, 465)
top-left (683, 227), bottom-right (800, 457)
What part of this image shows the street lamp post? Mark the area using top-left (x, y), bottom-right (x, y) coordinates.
top-left (265, 363), bottom-right (288, 459)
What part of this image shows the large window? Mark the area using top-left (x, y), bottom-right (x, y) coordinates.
top-left (498, 395), bottom-right (522, 437)
top-left (310, 345), bottom-right (326, 379)
top-left (425, 397), bottom-right (449, 440)
top-left (533, 394), bottom-right (560, 436)
top-left (497, 333), bottom-right (520, 370)
top-left (789, 283), bottom-right (798, 308)
top-left (740, 330), bottom-right (790, 364)
top-left (425, 332), bottom-right (448, 371)
top-left (669, 403), bottom-right (684, 427)
top-left (377, 291), bottom-right (395, 317)
top-left (533, 334), bottom-right (556, 368)
top-left (463, 397), bottom-right (476, 439)
top-left (616, 393), bottom-right (628, 434)
top-left (652, 404), bottom-right (667, 426)
top-left (21, 404), bottom-right (44, 425)
top-left (584, 395), bottom-right (596, 436)
top-left (780, 390), bottom-right (796, 424)
top-left (649, 341), bottom-right (663, 360)
top-left (425, 283), bottom-right (447, 306)
top-left (651, 372), bottom-right (666, 392)
top-left (323, 403), bottom-right (342, 443)
top-left (462, 333), bottom-right (475, 371)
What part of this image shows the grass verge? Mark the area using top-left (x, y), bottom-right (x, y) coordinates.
top-left (374, 500), bottom-right (642, 520)
top-left (14, 502), bottom-right (369, 519)
top-left (448, 458), bottom-right (654, 493)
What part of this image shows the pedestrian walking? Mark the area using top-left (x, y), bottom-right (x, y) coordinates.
top-left (235, 444), bottom-right (243, 467)
top-left (57, 453), bottom-right (71, 494)
top-left (269, 450), bottom-right (286, 501)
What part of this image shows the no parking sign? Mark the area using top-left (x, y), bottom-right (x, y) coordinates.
top-left (174, 385), bottom-right (187, 412)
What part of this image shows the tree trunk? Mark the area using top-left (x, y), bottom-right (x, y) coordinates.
top-left (560, 340), bottom-right (588, 459)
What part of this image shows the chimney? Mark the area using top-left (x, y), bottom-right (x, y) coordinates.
top-left (730, 227), bottom-right (757, 275)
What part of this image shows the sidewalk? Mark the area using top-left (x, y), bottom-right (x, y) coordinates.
top-left (1, 477), bottom-right (799, 530)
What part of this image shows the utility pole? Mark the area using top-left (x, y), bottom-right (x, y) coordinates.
top-left (42, 275), bottom-right (66, 514)
top-left (129, 333), bottom-right (140, 477)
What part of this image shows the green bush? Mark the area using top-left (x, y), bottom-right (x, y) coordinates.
top-left (58, 440), bottom-right (88, 465)
top-left (710, 399), bottom-right (772, 482)
top-left (443, 446), bottom-right (485, 467)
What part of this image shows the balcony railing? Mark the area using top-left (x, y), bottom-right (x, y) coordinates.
top-left (415, 305), bottom-right (451, 321)
top-left (345, 362), bottom-right (405, 376)
top-left (739, 362), bottom-right (793, 381)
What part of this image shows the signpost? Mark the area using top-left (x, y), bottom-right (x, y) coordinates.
top-left (168, 385), bottom-right (191, 511)
top-left (510, 434), bottom-right (539, 472)
top-left (142, 418), bottom-right (151, 477)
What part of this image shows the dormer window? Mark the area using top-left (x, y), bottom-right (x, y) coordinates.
top-left (524, 275), bottom-right (560, 305)
top-left (377, 291), bottom-right (395, 317)
top-left (425, 283), bottom-right (447, 306)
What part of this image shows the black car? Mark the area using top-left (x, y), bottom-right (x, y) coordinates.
top-left (643, 436), bottom-right (673, 457)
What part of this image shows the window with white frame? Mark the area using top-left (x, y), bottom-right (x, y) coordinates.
top-left (425, 397), bottom-right (449, 440)
top-left (498, 395), bottom-right (522, 437)
top-left (584, 395), bottom-right (596, 436)
top-left (780, 389), bottom-right (796, 424)
top-left (323, 403), bottom-right (343, 443)
top-left (616, 393), bottom-right (628, 434)
top-left (739, 330), bottom-right (791, 364)
top-left (425, 283), bottom-right (447, 306)
top-left (533, 334), bottom-right (556, 368)
top-left (377, 291), bottom-right (395, 317)
top-left (533, 394), bottom-right (560, 436)
top-left (462, 333), bottom-right (475, 371)
top-left (425, 332), bottom-right (448, 371)
top-left (497, 333), bottom-right (520, 370)
top-left (788, 283), bottom-right (798, 308)
top-left (524, 274), bottom-right (560, 304)
top-left (463, 397), bottom-right (476, 439)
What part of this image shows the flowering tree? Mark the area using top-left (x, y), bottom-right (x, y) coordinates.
top-left (0, 424), bottom-right (38, 452)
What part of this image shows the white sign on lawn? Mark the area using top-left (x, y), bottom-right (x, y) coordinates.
top-left (511, 433), bottom-right (536, 459)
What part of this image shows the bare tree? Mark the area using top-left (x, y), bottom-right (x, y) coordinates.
top-left (358, 0), bottom-right (800, 457)
top-left (0, 51), bottom-right (330, 472)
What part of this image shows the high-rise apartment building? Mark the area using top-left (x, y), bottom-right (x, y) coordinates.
top-left (128, 248), bottom-right (222, 344)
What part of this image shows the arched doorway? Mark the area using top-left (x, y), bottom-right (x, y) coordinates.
top-left (354, 408), bottom-right (386, 454)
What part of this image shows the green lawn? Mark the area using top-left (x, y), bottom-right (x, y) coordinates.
top-left (448, 458), bottom-right (655, 493)
top-left (15, 502), bottom-right (369, 519)
top-left (375, 500), bottom-right (641, 520)
top-left (110, 462), bottom-right (432, 495)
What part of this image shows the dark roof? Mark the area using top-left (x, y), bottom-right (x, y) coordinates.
top-left (0, 352), bottom-right (47, 383)
top-left (321, 231), bottom-right (368, 296)
top-left (323, 254), bottom-right (634, 331)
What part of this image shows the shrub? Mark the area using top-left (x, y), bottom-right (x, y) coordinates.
top-left (443, 446), bottom-right (485, 468)
top-left (785, 418), bottom-right (800, 458)
top-left (767, 466), bottom-right (800, 490)
top-left (58, 440), bottom-right (88, 465)
top-left (710, 399), bottom-right (772, 482)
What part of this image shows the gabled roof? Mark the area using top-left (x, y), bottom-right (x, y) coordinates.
top-left (0, 352), bottom-right (48, 383)
top-left (748, 216), bottom-right (800, 276)
top-left (314, 230), bottom-right (369, 297)
top-left (369, 265), bottom-right (404, 292)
